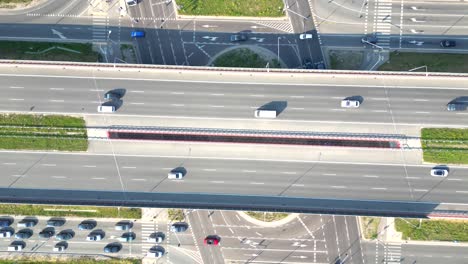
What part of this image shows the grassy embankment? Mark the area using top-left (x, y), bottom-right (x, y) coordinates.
top-left (421, 128), bottom-right (468, 164)
top-left (176, 0), bottom-right (284, 17)
top-left (378, 52), bottom-right (468, 73)
top-left (0, 114), bottom-right (88, 151)
top-left (213, 48), bottom-right (281, 68)
top-left (396, 218), bottom-right (468, 241)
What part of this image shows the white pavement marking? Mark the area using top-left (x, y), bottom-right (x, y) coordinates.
top-left (372, 187), bottom-right (387, 190)
top-left (171, 92), bottom-right (185, 95)
top-left (323, 173), bottom-right (336, 176)
top-left (250, 182), bottom-right (264, 185)
top-left (210, 93), bottom-right (224, 96)
top-left (83, 165), bottom-right (96, 168)
top-left (297, 215), bottom-right (315, 239)
top-left (130, 102), bottom-right (145, 105)
top-left (122, 166), bottom-right (136, 169)
top-left (331, 186), bottom-right (347, 189)
top-left (414, 189), bottom-right (428, 192)
top-left (203, 169), bottom-right (217, 171)
top-left (9, 98), bottom-right (24, 101)
top-left (282, 172), bottom-right (297, 175)
top-left (415, 111), bottom-right (430, 114)
top-left (131, 178), bottom-right (147, 181)
top-left (3, 163), bottom-right (16, 165)
top-left (242, 170), bottom-right (256, 173)
top-left (51, 176), bottom-right (66, 179)
top-left (42, 164), bottom-right (56, 166)
top-left (50, 100), bottom-right (64, 102)
top-left (130, 90), bottom-right (145, 93)
top-left (91, 177), bottom-right (106, 180)
top-left (363, 175), bottom-right (379, 178)
top-left (9, 86), bottom-right (24, 89)
top-left (210, 181), bottom-right (224, 184)
top-left (171, 104), bottom-right (185, 107)
top-left (413, 99), bottom-right (428, 102)
top-left (49, 88), bottom-right (65, 90)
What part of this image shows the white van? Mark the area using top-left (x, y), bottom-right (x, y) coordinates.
top-left (254, 110), bottom-right (277, 118)
top-left (97, 105), bottom-right (115, 113)
top-left (168, 171), bottom-right (184, 180)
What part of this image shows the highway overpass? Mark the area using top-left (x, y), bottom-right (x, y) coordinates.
top-left (0, 60), bottom-right (467, 217)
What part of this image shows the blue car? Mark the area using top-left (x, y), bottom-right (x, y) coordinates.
top-left (131, 31), bottom-right (145, 38)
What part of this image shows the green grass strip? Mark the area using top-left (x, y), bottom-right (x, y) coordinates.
top-left (0, 114), bottom-right (88, 151)
top-left (0, 258), bottom-right (141, 264)
top-left (176, 0), bottom-right (284, 17)
top-left (214, 48), bottom-right (281, 68)
top-left (379, 52), bottom-right (468, 73)
top-left (421, 128), bottom-right (468, 164)
top-left (0, 204), bottom-right (141, 219)
top-left (396, 218), bottom-right (468, 241)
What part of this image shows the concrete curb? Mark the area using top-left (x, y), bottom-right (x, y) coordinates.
top-left (237, 211), bottom-right (298, 227)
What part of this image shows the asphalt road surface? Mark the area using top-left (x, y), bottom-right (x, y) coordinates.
top-left (0, 70), bottom-right (467, 127)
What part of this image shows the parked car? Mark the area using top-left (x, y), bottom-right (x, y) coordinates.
top-left (170, 222), bottom-right (188, 233)
top-left (17, 219), bottom-right (36, 228)
top-left (53, 242), bottom-right (67, 252)
top-left (299, 33), bottom-right (312, 40)
top-left (118, 232), bottom-right (136, 242)
top-left (131, 30), bottom-right (145, 38)
top-left (230, 34), bottom-right (247, 42)
top-left (78, 220), bottom-right (96, 230)
top-left (47, 218), bottom-right (65, 227)
top-left (440, 40), bottom-right (456, 48)
top-left (302, 58), bottom-right (313, 69)
top-left (8, 242), bottom-right (25, 252)
top-left (39, 229), bottom-right (54, 239)
top-left (204, 236), bottom-right (220, 245)
top-left (104, 243), bottom-right (122, 253)
top-left (115, 221), bottom-right (133, 231)
top-left (55, 231), bottom-right (73, 241)
top-left (147, 246), bottom-right (165, 258)
top-left (15, 229), bottom-right (33, 239)
top-left (0, 228), bottom-right (13, 238)
top-left (0, 218), bottom-right (12, 228)
top-left (147, 232), bottom-right (164, 243)
top-left (86, 232), bottom-right (103, 241)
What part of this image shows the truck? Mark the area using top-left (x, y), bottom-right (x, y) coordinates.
top-left (254, 109), bottom-right (277, 119)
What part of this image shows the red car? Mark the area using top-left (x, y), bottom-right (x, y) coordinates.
top-left (204, 236), bottom-right (220, 245)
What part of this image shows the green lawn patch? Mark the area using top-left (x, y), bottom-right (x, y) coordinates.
top-left (361, 217), bottom-right (381, 239)
top-left (329, 50), bottom-right (364, 70)
top-left (378, 52), bottom-right (468, 73)
top-left (0, 204), bottom-right (141, 219)
top-left (177, 0), bottom-right (284, 17)
top-left (421, 128), bottom-right (468, 164)
top-left (0, 41), bottom-right (101, 62)
top-left (0, 258), bottom-right (141, 264)
top-left (0, 114), bottom-right (88, 151)
top-left (0, 0), bottom-right (32, 8)
top-left (246, 211), bottom-right (289, 222)
top-left (396, 218), bottom-right (468, 241)
top-left (168, 209), bottom-right (185, 222)
top-left (213, 48), bottom-right (281, 68)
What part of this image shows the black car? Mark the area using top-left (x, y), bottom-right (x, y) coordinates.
top-left (230, 34), bottom-right (248, 42)
top-left (39, 229), bottom-right (54, 239)
top-left (447, 103), bottom-right (466, 111)
top-left (55, 231), bottom-right (73, 241)
top-left (15, 229), bottom-right (33, 239)
top-left (46, 219), bottom-right (65, 227)
top-left (302, 59), bottom-right (313, 69)
top-left (78, 220), bottom-right (96, 230)
top-left (440, 40), bottom-right (456, 48)
top-left (104, 243), bottom-right (122, 253)
top-left (170, 222), bottom-right (188, 233)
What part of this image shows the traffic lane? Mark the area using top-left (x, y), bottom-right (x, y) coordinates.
top-left (3, 153), bottom-right (468, 202)
top-left (222, 246), bottom-right (326, 263)
top-left (402, 243), bottom-right (468, 264)
top-left (343, 216), bottom-right (364, 264)
top-left (189, 210), bottom-right (225, 264)
top-left (220, 236), bottom-right (326, 251)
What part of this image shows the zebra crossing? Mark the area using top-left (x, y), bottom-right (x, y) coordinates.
top-left (253, 21), bottom-right (294, 33)
top-left (373, 0), bottom-right (392, 49)
top-left (141, 222), bottom-right (156, 255)
top-left (384, 242), bottom-right (402, 264)
top-left (92, 16), bottom-right (108, 43)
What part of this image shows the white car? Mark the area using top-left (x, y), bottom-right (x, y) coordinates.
top-left (53, 245), bottom-right (66, 252)
top-left (168, 171), bottom-right (184, 179)
top-left (341, 99), bottom-right (360, 108)
top-left (430, 168), bottom-right (449, 177)
top-left (0, 230), bottom-right (12, 238)
top-left (299, 33), bottom-right (313, 40)
top-left (86, 233), bottom-right (103, 241)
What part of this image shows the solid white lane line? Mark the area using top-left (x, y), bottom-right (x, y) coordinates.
top-left (415, 111), bottom-right (430, 114)
top-left (250, 94), bottom-right (265, 97)
top-left (406, 177), bottom-right (420, 179)
top-left (331, 109), bottom-right (346, 111)
top-left (413, 99), bottom-right (428, 102)
top-left (292, 184), bottom-right (305, 187)
top-left (131, 178), bottom-right (147, 181)
top-left (282, 172), bottom-right (297, 175)
top-left (171, 104), bottom-right (185, 107)
top-left (372, 187), bottom-right (387, 190)
top-left (447, 178), bottom-right (462, 181)
top-left (371, 98), bottom-right (387, 101)
top-left (91, 177), bottom-right (106, 180)
top-left (363, 175), bottom-right (379, 178)
top-left (130, 102), bottom-right (145, 105)
top-left (331, 186), bottom-right (347, 189)
top-left (171, 92), bottom-right (184, 95)
top-left (83, 165), bottom-right (96, 168)
top-left (210, 105), bottom-right (224, 108)
top-left (49, 88), bottom-right (65, 90)
top-left (50, 100), bottom-right (64, 102)
top-left (9, 86), bottom-right (24, 89)
top-left (89, 89), bottom-right (104, 91)
top-left (203, 169), bottom-right (217, 171)
top-left (122, 166), bottom-right (136, 169)
top-left (130, 90), bottom-right (145, 93)
top-left (51, 176), bottom-right (66, 179)
top-left (211, 93), bottom-right (224, 96)
top-left (242, 170), bottom-right (256, 173)
top-left (456, 191), bottom-right (468, 193)
top-left (414, 189), bottom-right (428, 192)
top-left (42, 164), bottom-right (56, 166)
top-left (372, 110), bottom-right (388, 113)
top-left (291, 108), bottom-right (305, 110)
top-left (290, 96), bottom-right (305, 98)
top-left (250, 182), bottom-right (264, 185)
top-left (323, 173), bottom-right (336, 176)
top-left (9, 98), bottom-right (24, 101)
top-left (3, 163), bottom-right (16, 165)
